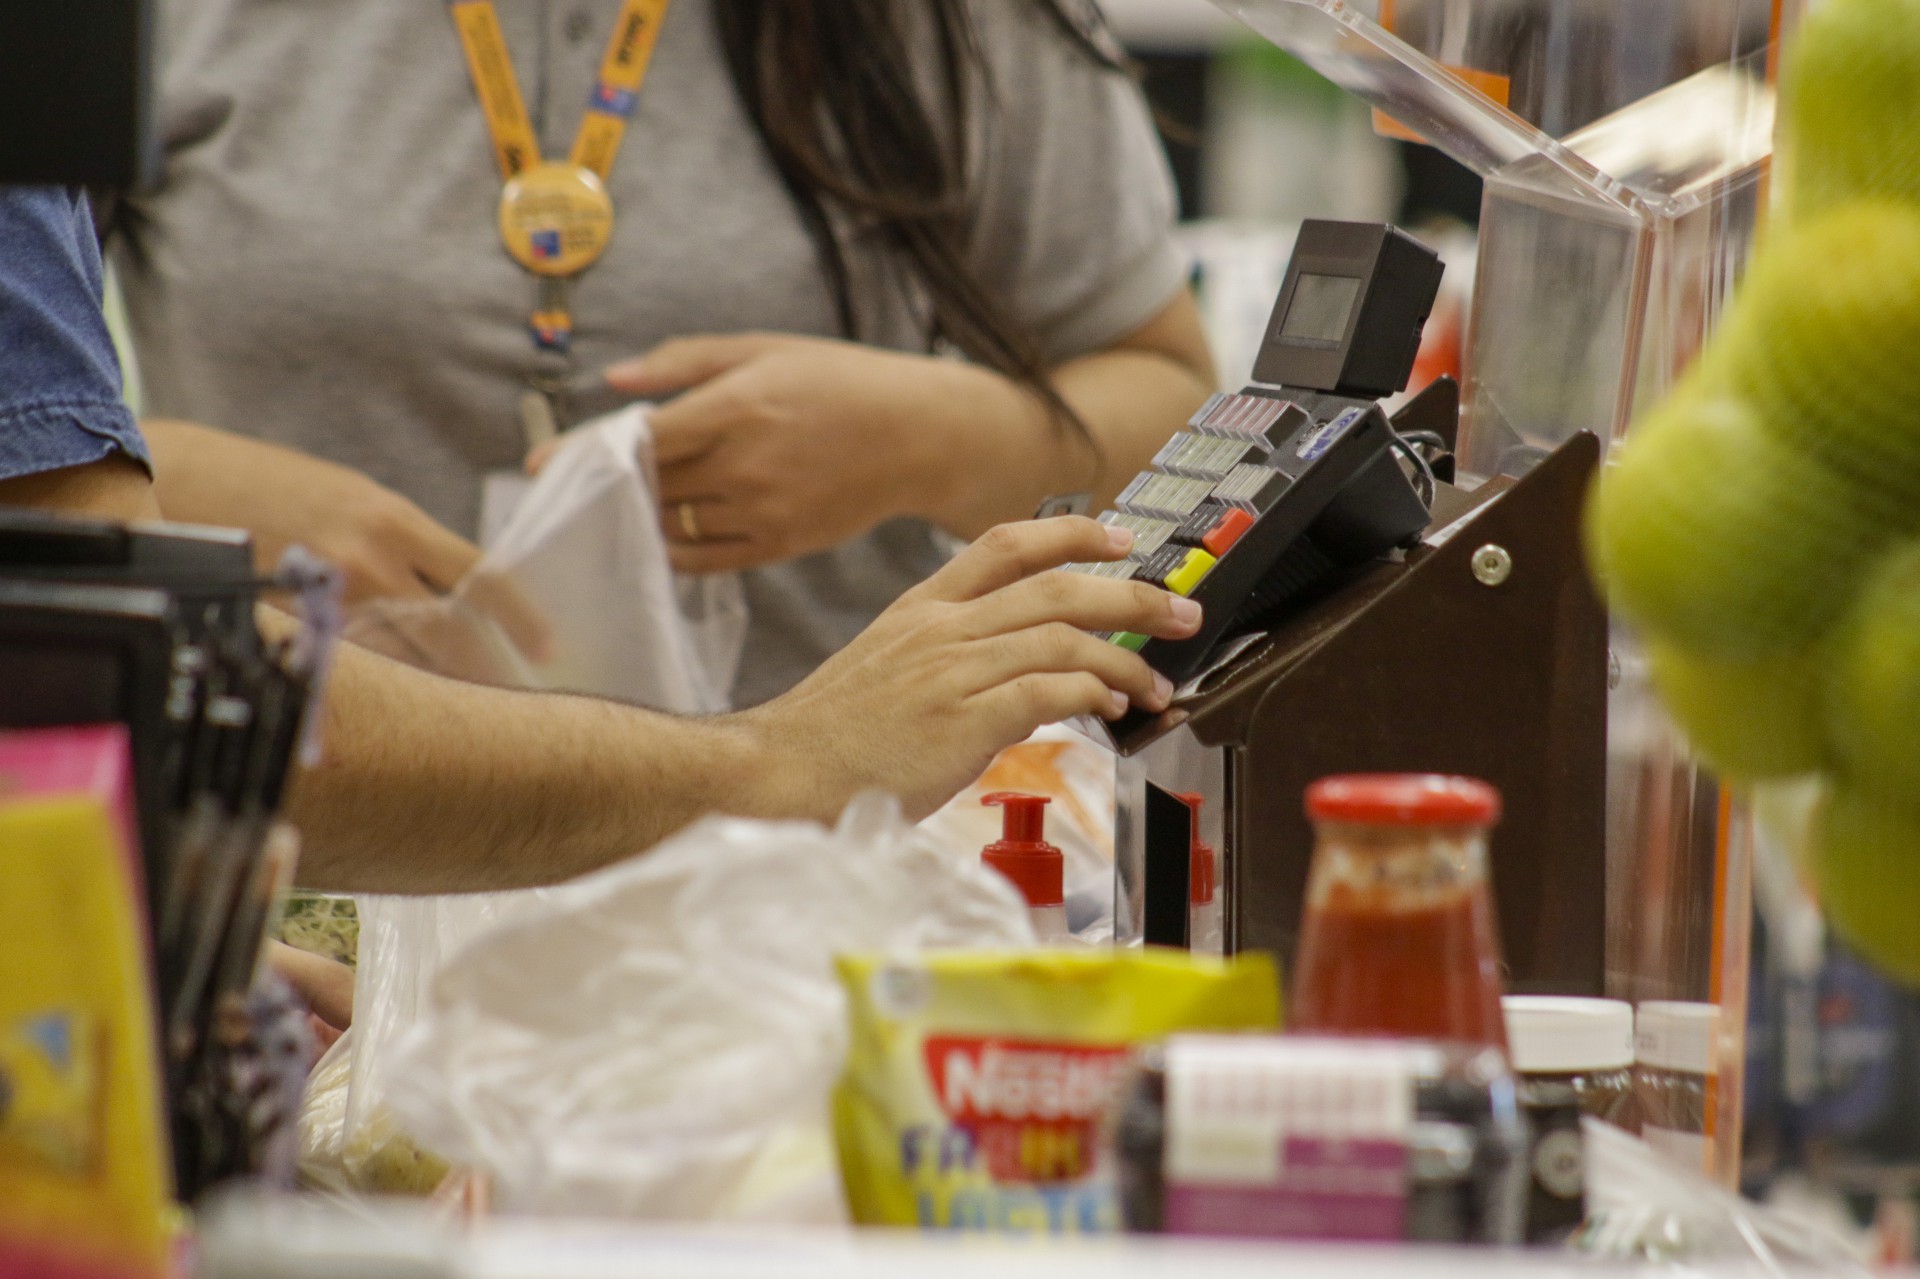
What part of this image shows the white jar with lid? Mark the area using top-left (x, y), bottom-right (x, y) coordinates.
top-left (1635, 1000), bottom-right (1719, 1173)
top-left (1503, 995), bottom-right (1637, 1244)
top-left (1504, 996), bottom-right (1637, 1125)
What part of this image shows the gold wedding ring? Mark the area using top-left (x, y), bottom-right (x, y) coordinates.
top-left (677, 501), bottom-right (702, 542)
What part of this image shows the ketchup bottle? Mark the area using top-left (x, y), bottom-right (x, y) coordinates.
top-left (1289, 774), bottom-right (1510, 1050)
top-left (981, 792), bottom-right (1069, 943)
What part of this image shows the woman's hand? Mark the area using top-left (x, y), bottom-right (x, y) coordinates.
top-left (574, 292), bottom-right (1215, 577)
top-left (594, 333), bottom-right (1061, 575)
top-left (144, 420), bottom-right (553, 662)
top-left (143, 419), bottom-right (482, 605)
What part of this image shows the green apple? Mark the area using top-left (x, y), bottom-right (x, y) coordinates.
top-left (1814, 781), bottom-right (1920, 987)
top-left (1779, 0), bottom-right (1920, 221)
top-left (1586, 389), bottom-right (1892, 657)
top-left (1825, 538), bottom-right (1920, 805)
top-left (1647, 639), bottom-right (1829, 781)
top-left (1716, 201), bottom-right (1920, 512)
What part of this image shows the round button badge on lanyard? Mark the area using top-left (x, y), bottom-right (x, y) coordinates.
top-left (498, 161), bottom-right (616, 278)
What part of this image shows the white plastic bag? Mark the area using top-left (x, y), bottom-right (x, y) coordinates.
top-left (309, 407), bottom-right (749, 1194)
top-left (466, 407), bottom-right (744, 710)
top-left (1576, 1118), bottom-right (1871, 1273)
top-left (343, 406), bottom-right (745, 710)
top-left (379, 793), bottom-right (1035, 1222)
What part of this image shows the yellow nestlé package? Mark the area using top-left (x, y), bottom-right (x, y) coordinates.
top-left (0, 796), bottom-right (172, 1276)
top-left (833, 949), bottom-right (1279, 1233)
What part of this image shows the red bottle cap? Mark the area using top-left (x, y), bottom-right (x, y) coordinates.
top-left (1304, 773), bottom-right (1501, 827)
top-left (981, 792), bottom-right (1064, 908)
top-left (1173, 792), bottom-right (1216, 906)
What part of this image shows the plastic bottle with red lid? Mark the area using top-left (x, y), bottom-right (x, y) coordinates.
top-left (1289, 773), bottom-right (1511, 1051)
top-left (981, 792), bottom-right (1069, 943)
top-left (1173, 793), bottom-right (1223, 955)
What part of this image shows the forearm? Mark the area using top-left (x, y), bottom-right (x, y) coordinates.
top-left (1059, 346), bottom-right (1218, 511)
top-left (142, 418), bottom-right (227, 517)
top-left (923, 294), bottom-right (1216, 540)
top-left (284, 634), bottom-right (794, 894)
top-left (141, 419), bottom-right (285, 565)
top-left (277, 512), bottom-right (1195, 894)
top-left (926, 352), bottom-right (1210, 539)
top-left (0, 451), bottom-right (161, 521)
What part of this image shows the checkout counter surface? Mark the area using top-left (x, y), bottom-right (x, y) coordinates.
top-left (199, 1206), bottom-right (1763, 1279)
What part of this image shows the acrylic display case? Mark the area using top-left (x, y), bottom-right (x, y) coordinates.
top-left (1113, 0), bottom-right (1792, 1187)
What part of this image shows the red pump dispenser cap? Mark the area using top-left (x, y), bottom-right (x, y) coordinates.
top-left (1173, 792), bottom-right (1217, 906)
top-left (981, 792), bottom-right (1064, 908)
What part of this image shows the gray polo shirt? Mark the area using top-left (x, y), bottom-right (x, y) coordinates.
top-left (111, 0), bottom-right (1186, 705)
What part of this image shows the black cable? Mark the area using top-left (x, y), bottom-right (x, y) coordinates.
top-left (1390, 432), bottom-right (1438, 508)
top-left (1397, 429), bottom-right (1449, 456)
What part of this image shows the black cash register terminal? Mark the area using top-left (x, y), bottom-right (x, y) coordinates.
top-left (1067, 219), bottom-right (1446, 687)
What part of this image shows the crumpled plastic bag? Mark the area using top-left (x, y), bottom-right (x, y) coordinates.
top-left (301, 1031), bottom-right (452, 1198)
top-left (1575, 1118), bottom-right (1870, 1273)
top-left (378, 793), bottom-right (1036, 1223)
top-left (302, 407), bottom-right (748, 1194)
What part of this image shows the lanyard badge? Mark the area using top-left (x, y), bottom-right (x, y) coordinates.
top-left (449, 0), bottom-right (670, 354)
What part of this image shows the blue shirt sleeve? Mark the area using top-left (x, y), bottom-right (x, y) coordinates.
top-left (0, 187), bottom-right (150, 481)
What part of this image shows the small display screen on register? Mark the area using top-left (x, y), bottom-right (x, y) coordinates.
top-left (1279, 273), bottom-right (1362, 344)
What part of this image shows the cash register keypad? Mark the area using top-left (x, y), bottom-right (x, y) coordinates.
top-left (1061, 391), bottom-right (1427, 684)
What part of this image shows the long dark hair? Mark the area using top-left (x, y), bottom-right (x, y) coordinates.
top-left (712, 0), bottom-right (1126, 430)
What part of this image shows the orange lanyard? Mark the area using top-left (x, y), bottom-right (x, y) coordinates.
top-left (448, 0), bottom-right (672, 356)
top-left (449, 0), bottom-right (670, 185)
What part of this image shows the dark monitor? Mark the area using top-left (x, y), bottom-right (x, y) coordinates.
top-left (1252, 220), bottom-right (1444, 400)
top-left (0, 3), bottom-right (156, 187)
top-left (1278, 273), bottom-right (1363, 344)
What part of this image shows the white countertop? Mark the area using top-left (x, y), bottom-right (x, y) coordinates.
top-left (195, 1197), bottom-right (1767, 1279)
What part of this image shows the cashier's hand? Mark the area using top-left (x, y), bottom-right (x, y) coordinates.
top-left (582, 333), bottom-right (1039, 574)
top-left (742, 516), bottom-right (1199, 822)
top-left (144, 420), bottom-right (479, 606)
top-left (142, 420), bottom-right (553, 662)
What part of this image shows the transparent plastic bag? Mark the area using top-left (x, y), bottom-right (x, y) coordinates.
top-left (344, 406), bottom-right (745, 710)
top-left (306, 407), bottom-right (749, 1195)
top-left (297, 1034), bottom-right (353, 1194)
top-left (461, 407), bottom-right (744, 709)
top-left (1576, 1118), bottom-right (1872, 1273)
top-left (377, 794), bottom-right (1035, 1222)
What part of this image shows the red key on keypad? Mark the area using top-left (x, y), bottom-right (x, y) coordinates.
top-left (1201, 508), bottom-right (1256, 557)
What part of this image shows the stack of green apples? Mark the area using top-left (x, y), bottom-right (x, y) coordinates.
top-left (1585, 0), bottom-right (1920, 982)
